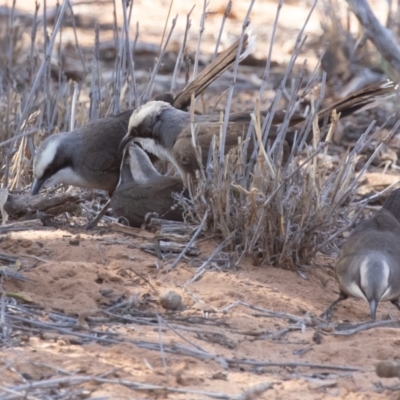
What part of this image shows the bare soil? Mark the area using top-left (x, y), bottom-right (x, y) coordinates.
top-left (1, 226), bottom-right (400, 399)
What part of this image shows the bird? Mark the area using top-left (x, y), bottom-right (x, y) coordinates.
top-left (110, 142), bottom-right (186, 227)
top-left (381, 187), bottom-right (400, 223)
top-left (119, 101), bottom-right (253, 185)
top-left (322, 187), bottom-right (400, 321)
top-left (120, 81), bottom-right (397, 187)
top-left (31, 109), bottom-right (132, 195)
top-left (30, 33), bottom-right (256, 195)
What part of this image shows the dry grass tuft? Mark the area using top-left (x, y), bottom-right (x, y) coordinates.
top-left (184, 109), bottom-right (398, 268)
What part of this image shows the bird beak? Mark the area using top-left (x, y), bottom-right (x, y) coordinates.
top-left (118, 134), bottom-right (133, 156)
top-left (369, 299), bottom-right (377, 320)
top-left (31, 177), bottom-right (46, 195)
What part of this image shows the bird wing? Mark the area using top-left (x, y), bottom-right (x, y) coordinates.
top-left (111, 177), bottom-right (184, 226)
top-left (338, 210), bottom-right (400, 260)
top-left (172, 121), bottom-right (249, 175)
top-left (79, 111), bottom-right (132, 175)
top-left (381, 188), bottom-right (400, 224)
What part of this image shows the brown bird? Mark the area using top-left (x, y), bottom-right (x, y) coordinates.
top-left (121, 81), bottom-right (397, 187)
top-left (30, 33), bottom-right (255, 195)
top-left (322, 187), bottom-right (400, 321)
top-left (110, 142), bottom-right (186, 227)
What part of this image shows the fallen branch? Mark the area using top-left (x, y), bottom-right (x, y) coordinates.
top-left (322, 319), bottom-right (400, 336)
top-left (347, 0), bottom-right (400, 74)
top-left (167, 210), bottom-right (208, 270)
top-left (110, 222), bottom-right (156, 240)
top-left (0, 375), bottom-right (237, 400)
top-left (4, 193), bottom-right (81, 218)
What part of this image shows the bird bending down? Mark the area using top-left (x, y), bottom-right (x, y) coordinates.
top-left (31, 110), bottom-right (133, 195)
top-left (111, 142), bottom-right (186, 227)
top-left (30, 32), bottom-right (255, 195)
top-left (120, 81), bottom-right (397, 187)
top-left (322, 188), bottom-right (400, 321)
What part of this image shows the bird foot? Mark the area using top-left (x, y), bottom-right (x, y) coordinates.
top-left (319, 307), bottom-right (333, 322)
top-left (320, 294), bottom-right (348, 322)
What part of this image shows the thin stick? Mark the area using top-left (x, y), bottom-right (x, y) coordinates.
top-left (328, 319), bottom-right (400, 336)
top-left (157, 315), bottom-right (167, 367)
top-left (3, 0), bottom-right (69, 188)
top-left (121, 0), bottom-right (136, 108)
top-left (193, 0), bottom-right (208, 79)
top-left (69, 83), bottom-right (79, 131)
top-left (142, 15), bottom-right (178, 103)
top-left (158, 0), bottom-right (174, 54)
top-left (171, 5), bottom-right (195, 92)
top-left (0, 376), bottom-right (235, 400)
top-left (212, 1), bottom-right (232, 60)
top-left (226, 359), bottom-right (364, 372)
top-left (17, 254), bottom-right (50, 264)
top-left (185, 236), bottom-right (231, 286)
top-left (158, 316), bottom-right (207, 353)
top-left (67, 0), bottom-right (88, 75)
top-left (219, 1), bottom-right (254, 164)
top-left (167, 210), bottom-right (208, 270)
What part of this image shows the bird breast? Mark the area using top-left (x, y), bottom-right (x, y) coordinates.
top-left (134, 138), bottom-right (173, 163)
top-left (42, 166), bottom-right (91, 189)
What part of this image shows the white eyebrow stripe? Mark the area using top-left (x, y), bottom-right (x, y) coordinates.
top-left (128, 101), bottom-right (170, 131)
top-left (33, 139), bottom-right (59, 178)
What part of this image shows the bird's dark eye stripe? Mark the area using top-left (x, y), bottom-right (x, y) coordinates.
top-left (41, 157), bottom-right (71, 180)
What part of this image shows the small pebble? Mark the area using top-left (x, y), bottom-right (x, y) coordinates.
top-left (159, 290), bottom-right (182, 310)
top-left (99, 288), bottom-right (114, 297)
top-left (69, 235), bottom-right (80, 246)
top-left (376, 361), bottom-right (400, 378)
top-left (312, 331), bottom-right (323, 345)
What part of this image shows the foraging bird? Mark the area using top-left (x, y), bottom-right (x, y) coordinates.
top-left (110, 142), bottom-right (186, 227)
top-left (120, 101), bottom-right (252, 186)
top-left (322, 188), bottom-right (400, 321)
top-left (30, 33), bottom-right (255, 195)
top-left (31, 109), bottom-right (132, 195)
top-left (121, 81), bottom-right (397, 187)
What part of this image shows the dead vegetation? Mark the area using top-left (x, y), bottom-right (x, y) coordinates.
top-left (0, 0), bottom-right (400, 398)
top-left (0, 0), bottom-right (397, 266)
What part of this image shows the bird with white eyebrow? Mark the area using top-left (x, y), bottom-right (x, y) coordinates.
top-left (30, 33), bottom-right (256, 196)
top-left (322, 188), bottom-right (400, 321)
top-left (120, 81), bottom-right (398, 188)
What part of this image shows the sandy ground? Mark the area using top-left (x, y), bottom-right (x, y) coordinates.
top-left (1, 0), bottom-right (400, 398)
top-left (1, 226), bottom-right (400, 399)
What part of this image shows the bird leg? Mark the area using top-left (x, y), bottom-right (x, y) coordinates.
top-left (320, 292), bottom-right (349, 321)
top-left (87, 199), bottom-right (111, 230)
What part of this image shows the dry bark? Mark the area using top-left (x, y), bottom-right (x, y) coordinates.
top-left (4, 193), bottom-right (81, 218)
top-left (347, 0), bottom-right (400, 74)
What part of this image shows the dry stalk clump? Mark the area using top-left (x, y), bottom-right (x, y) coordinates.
top-left (183, 101), bottom-right (397, 269)
top-left (0, 0), bottom-right (146, 190)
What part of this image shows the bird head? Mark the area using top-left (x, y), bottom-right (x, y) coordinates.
top-left (357, 254), bottom-right (393, 320)
top-left (31, 133), bottom-right (85, 195)
top-left (117, 142), bottom-right (160, 189)
top-left (339, 252), bottom-right (393, 320)
top-left (118, 101), bottom-right (172, 157)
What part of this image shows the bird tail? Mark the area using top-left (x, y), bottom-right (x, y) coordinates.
top-left (172, 32), bottom-right (256, 110)
top-left (317, 80), bottom-right (398, 123)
